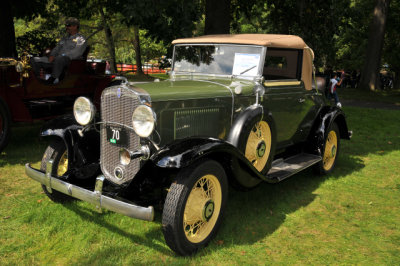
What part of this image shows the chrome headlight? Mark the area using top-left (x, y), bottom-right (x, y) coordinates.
top-left (132, 105), bottom-right (155, 137)
top-left (73, 97), bottom-right (95, 125)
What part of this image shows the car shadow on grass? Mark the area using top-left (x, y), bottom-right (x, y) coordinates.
top-left (197, 152), bottom-right (365, 255)
top-left (58, 152), bottom-right (363, 258)
top-left (61, 203), bottom-right (173, 256)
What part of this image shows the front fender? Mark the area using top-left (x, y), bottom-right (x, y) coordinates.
top-left (151, 137), bottom-right (239, 168)
top-left (150, 137), bottom-right (268, 182)
top-left (40, 115), bottom-right (101, 180)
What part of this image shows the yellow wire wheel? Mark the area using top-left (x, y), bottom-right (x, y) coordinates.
top-left (183, 174), bottom-right (222, 243)
top-left (323, 129), bottom-right (338, 171)
top-left (314, 122), bottom-right (340, 175)
top-left (245, 121), bottom-right (271, 172)
top-left (162, 160), bottom-right (228, 256)
top-left (40, 139), bottom-right (73, 202)
top-left (57, 151), bottom-right (69, 176)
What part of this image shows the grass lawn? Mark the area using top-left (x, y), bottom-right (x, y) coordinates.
top-left (1, 105), bottom-right (400, 264)
top-left (340, 86), bottom-right (400, 105)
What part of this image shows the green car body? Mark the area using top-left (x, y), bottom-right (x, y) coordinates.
top-left (25, 34), bottom-right (351, 256)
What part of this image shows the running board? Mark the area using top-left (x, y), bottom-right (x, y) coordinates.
top-left (266, 153), bottom-right (322, 182)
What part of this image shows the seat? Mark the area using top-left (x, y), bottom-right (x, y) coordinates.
top-left (66, 45), bottom-right (90, 75)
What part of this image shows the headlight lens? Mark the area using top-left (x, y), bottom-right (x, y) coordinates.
top-left (132, 105), bottom-right (155, 137)
top-left (73, 97), bottom-right (95, 125)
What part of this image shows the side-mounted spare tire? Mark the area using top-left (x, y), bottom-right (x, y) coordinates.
top-left (228, 106), bottom-right (276, 189)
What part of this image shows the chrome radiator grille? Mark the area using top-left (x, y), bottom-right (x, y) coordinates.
top-left (100, 86), bottom-right (141, 185)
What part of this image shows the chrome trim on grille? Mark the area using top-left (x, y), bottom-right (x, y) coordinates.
top-left (25, 163), bottom-right (154, 221)
top-left (100, 85), bottom-right (142, 185)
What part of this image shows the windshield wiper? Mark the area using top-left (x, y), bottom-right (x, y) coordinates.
top-left (239, 65), bottom-right (257, 75)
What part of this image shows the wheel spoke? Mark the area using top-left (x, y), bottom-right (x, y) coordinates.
top-left (182, 173), bottom-right (223, 243)
top-left (249, 129), bottom-right (261, 141)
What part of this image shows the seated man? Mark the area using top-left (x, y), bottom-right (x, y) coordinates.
top-left (32, 17), bottom-right (87, 84)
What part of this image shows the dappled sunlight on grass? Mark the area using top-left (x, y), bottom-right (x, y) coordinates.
top-left (1, 106), bottom-right (400, 264)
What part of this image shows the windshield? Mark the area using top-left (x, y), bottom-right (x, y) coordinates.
top-left (173, 44), bottom-right (263, 77)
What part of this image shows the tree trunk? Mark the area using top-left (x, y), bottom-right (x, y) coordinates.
top-left (132, 26), bottom-right (144, 75)
top-left (394, 69), bottom-right (400, 89)
top-left (99, 8), bottom-right (117, 73)
top-left (204, 0), bottom-right (230, 34)
top-left (0, 0), bottom-right (17, 58)
top-left (359, 0), bottom-right (390, 91)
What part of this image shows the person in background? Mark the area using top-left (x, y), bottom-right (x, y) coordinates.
top-left (31, 17), bottom-right (87, 84)
top-left (329, 72), bottom-right (344, 108)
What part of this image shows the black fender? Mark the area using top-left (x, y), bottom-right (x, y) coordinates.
top-left (228, 104), bottom-right (264, 147)
top-left (227, 104), bottom-right (277, 153)
top-left (40, 115), bottom-right (101, 180)
top-left (227, 104), bottom-right (277, 177)
top-left (149, 137), bottom-right (271, 184)
top-left (307, 106), bottom-right (351, 155)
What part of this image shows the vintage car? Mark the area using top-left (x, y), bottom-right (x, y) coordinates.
top-left (25, 34), bottom-right (351, 256)
top-left (0, 52), bottom-right (116, 152)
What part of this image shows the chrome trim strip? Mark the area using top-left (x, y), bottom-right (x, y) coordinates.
top-left (25, 163), bottom-right (154, 221)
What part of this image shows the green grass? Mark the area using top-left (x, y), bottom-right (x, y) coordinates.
top-left (340, 87), bottom-right (400, 105)
top-left (1, 106), bottom-right (400, 264)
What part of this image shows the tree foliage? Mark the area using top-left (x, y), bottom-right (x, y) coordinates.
top-left (2, 0), bottom-right (400, 89)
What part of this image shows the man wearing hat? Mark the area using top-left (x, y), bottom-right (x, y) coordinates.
top-left (32, 17), bottom-right (87, 84)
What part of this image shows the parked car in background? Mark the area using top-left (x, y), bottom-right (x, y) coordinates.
top-left (116, 63), bottom-right (166, 74)
top-left (25, 34), bottom-right (351, 255)
top-left (0, 53), bottom-right (117, 152)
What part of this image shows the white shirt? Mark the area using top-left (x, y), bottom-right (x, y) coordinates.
top-left (330, 78), bottom-right (338, 93)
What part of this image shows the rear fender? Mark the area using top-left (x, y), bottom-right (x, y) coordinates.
top-left (308, 106), bottom-right (351, 154)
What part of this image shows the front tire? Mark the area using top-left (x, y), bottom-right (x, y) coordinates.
top-left (162, 160), bottom-right (228, 256)
top-left (40, 139), bottom-right (74, 202)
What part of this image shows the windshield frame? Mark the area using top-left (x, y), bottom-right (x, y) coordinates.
top-left (172, 43), bottom-right (266, 79)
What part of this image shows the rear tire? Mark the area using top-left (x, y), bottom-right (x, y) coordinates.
top-left (40, 139), bottom-right (74, 203)
top-left (314, 122), bottom-right (340, 175)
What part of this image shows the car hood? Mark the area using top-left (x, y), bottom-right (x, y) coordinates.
top-left (129, 78), bottom-right (256, 102)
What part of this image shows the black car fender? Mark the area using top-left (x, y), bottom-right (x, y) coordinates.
top-left (40, 115), bottom-right (101, 179)
top-left (227, 104), bottom-right (277, 176)
top-left (227, 104), bottom-right (276, 147)
top-left (149, 137), bottom-right (268, 183)
top-left (307, 106), bottom-right (351, 154)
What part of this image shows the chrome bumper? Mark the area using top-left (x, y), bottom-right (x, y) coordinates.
top-left (25, 161), bottom-right (154, 221)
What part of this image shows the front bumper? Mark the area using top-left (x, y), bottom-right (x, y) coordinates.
top-left (25, 161), bottom-right (154, 221)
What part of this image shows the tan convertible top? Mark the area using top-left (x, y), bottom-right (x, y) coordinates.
top-left (172, 34), bottom-right (308, 49)
top-left (173, 34), bottom-right (315, 90)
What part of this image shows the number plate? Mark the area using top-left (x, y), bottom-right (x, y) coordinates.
top-left (106, 126), bottom-right (127, 146)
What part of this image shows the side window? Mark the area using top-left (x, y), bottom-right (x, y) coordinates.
top-left (263, 48), bottom-right (302, 81)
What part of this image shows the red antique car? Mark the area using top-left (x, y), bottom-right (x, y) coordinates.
top-left (0, 54), bottom-right (116, 152)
